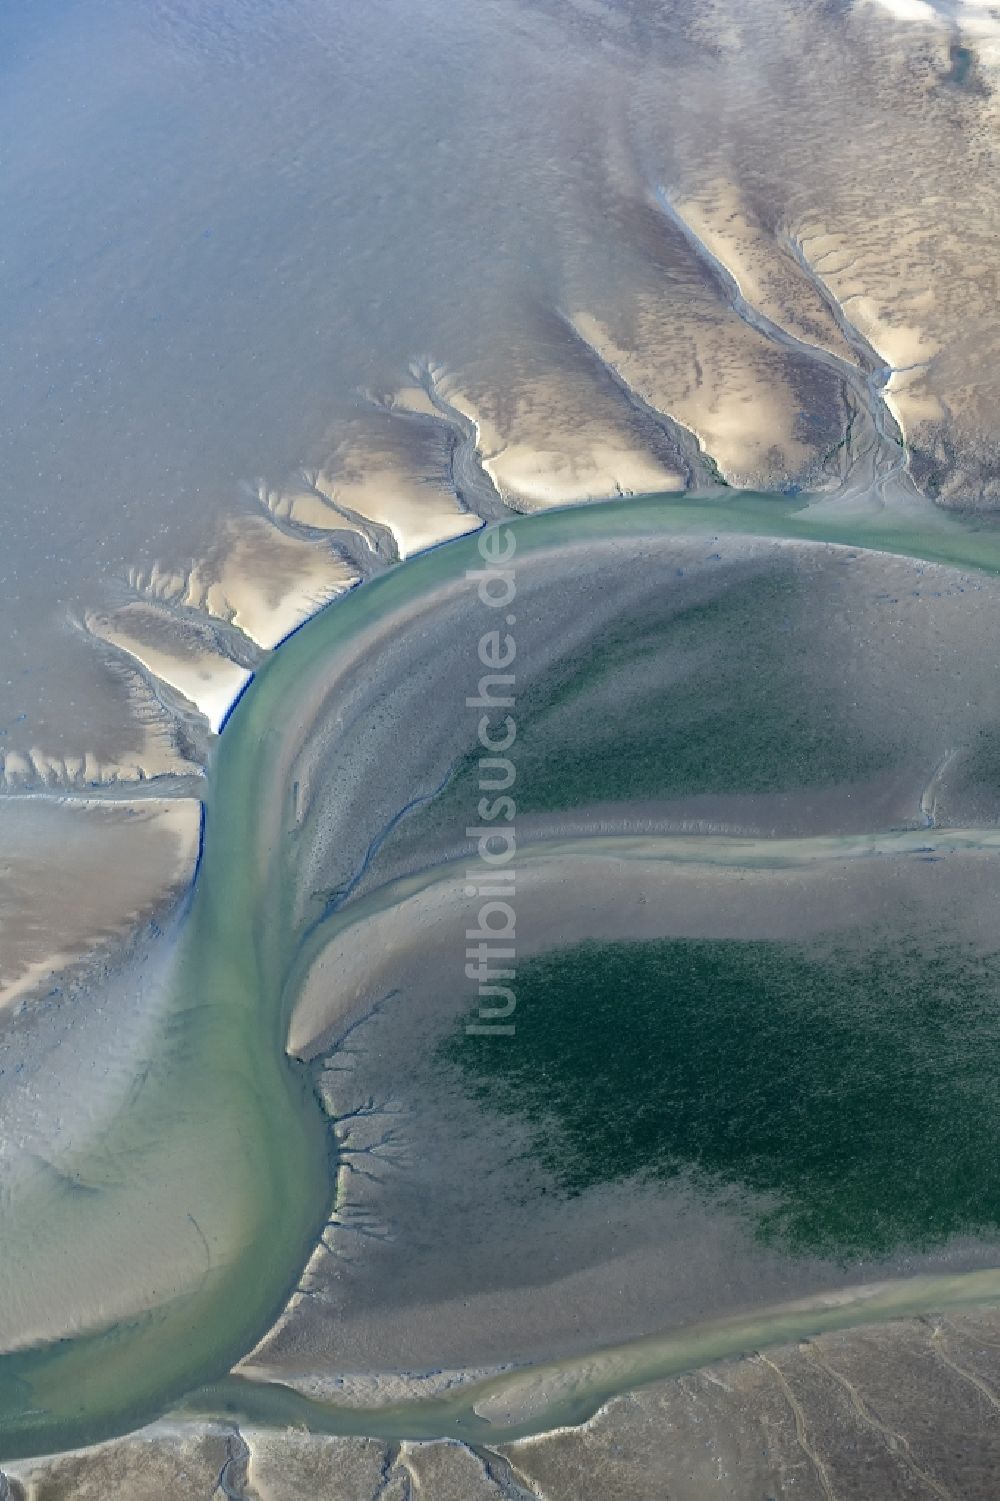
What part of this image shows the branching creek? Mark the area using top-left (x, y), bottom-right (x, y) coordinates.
top-left (5, 488), bottom-right (1000, 1460)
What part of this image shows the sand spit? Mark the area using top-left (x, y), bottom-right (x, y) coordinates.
top-left (0, 796), bottom-right (200, 1016)
top-left (276, 409), bottom-right (483, 559)
top-left (83, 602), bottom-right (256, 735)
top-left (410, 351), bottom-right (689, 508)
top-left (569, 302), bottom-right (831, 492)
top-left (54, 402), bottom-right (491, 789)
top-left (671, 183), bottom-right (859, 367)
top-left (1, 512), bottom-right (359, 794)
top-left (55, 512), bottom-right (365, 769)
top-left (130, 515), bottom-right (360, 653)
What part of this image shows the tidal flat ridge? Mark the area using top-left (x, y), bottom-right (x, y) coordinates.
top-left (5, 497), bottom-right (1000, 1462)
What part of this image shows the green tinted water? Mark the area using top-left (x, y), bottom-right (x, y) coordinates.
top-left (5, 490), bottom-right (1000, 1457)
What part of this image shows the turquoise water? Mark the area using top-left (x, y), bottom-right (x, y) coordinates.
top-left (4, 490), bottom-right (1000, 1457)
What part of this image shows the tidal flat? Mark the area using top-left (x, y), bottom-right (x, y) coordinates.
top-left (273, 829), bottom-right (1000, 1382)
top-left (5, 0), bottom-right (1000, 800)
top-left (8, 2), bottom-right (1000, 1489)
top-left (445, 931), bottom-right (1000, 1258)
top-left (7, 499), bottom-right (1000, 1473)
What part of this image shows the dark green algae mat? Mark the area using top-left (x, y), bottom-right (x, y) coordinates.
top-left (444, 932), bottom-right (1000, 1261)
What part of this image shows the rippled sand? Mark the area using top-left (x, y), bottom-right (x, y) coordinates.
top-left (3, 0), bottom-right (1000, 789)
top-left (0, 798), bottom-right (199, 1013)
top-left (8, 1303), bottom-right (1000, 1498)
top-left (6, 0), bottom-right (1000, 1488)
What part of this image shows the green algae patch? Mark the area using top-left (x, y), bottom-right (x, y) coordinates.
top-left (10, 491), bottom-right (1000, 1458)
top-left (442, 934), bottom-right (1000, 1260)
top-left (506, 569), bottom-right (892, 809)
top-left (405, 563), bottom-right (898, 841)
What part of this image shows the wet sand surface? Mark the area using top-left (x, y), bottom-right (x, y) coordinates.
top-left (220, 524), bottom-right (1000, 1439)
top-left (5, 508), bottom-right (1000, 1458)
top-left (4, 503), bottom-right (1000, 1473)
top-left (0, 798), bottom-right (199, 1014)
top-left (9, 1304), bottom-right (1000, 1498)
top-left (3, 0), bottom-right (1000, 793)
top-left (258, 840), bottom-right (1000, 1378)
top-left (6, 0), bottom-right (1000, 1490)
